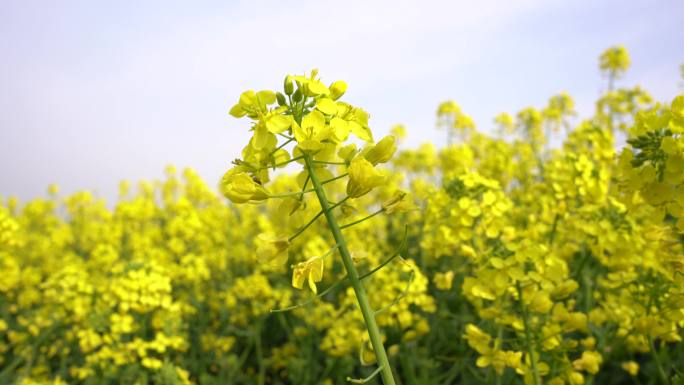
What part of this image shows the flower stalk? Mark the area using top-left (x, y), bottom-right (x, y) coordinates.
top-left (516, 281), bottom-right (541, 385)
top-left (303, 151), bottom-right (397, 385)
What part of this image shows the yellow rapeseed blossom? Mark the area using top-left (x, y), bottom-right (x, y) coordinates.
top-left (573, 351), bottom-right (603, 374)
top-left (3, 50), bottom-right (684, 385)
top-left (621, 361), bottom-right (639, 376)
top-left (433, 271), bottom-right (455, 290)
top-left (220, 169), bottom-right (269, 203)
top-left (255, 232), bottom-right (290, 267)
top-left (346, 157), bottom-right (386, 198)
top-left (363, 135), bottom-right (398, 165)
top-left (292, 256), bottom-right (324, 294)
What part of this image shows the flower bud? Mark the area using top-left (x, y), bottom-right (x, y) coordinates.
top-left (360, 340), bottom-right (377, 365)
top-left (363, 135), bottom-right (397, 165)
top-left (337, 144), bottom-right (357, 162)
top-left (381, 190), bottom-right (416, 214)
top-left (292, 88), bottom-right (302, 102)
top-left (329, 80), bottom-right (347, 100)
top-left (346, 157), bottom-right (386, 198)
top-left (276, 92), bottom-right (287, 107)
top-left (220, 169), bottom-right (269, 204)
top-left (284, 76), bottom-right (294, 95)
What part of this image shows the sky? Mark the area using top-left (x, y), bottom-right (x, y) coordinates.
top-left (1, 0), bottom-right (683, 201)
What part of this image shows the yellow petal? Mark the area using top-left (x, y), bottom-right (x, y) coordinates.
top-left (349, 121), bottom-right (373, 142)
top-left (329, 80), bottom-right (347, 100)
top-left (316, 98), bottom-right (338, 115)
top-left (307, 80), bottom-right (330, 96)
top-left (229, 104), bottom-right (246, 118)
top-left (252, 126), bottom-right (274, 150)
top-left (330, 117), bottom-right (350, 142)
top-left (265, 115), bottom-right (292, 134)
top-left (256, 90), bottom-right (276, 105)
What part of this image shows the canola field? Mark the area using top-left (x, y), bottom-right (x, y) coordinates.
top-left (1, 46), bottom-right (684, 385)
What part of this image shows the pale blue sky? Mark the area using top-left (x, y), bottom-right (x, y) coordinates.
top-left (1, 0), bottom-right (682, 201)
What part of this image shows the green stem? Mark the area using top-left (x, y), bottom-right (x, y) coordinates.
top-left (288, 197), bottom-right (350, 242)
top-left (253, 154), bottom-right (304, 171)
top-left (496, 326), bottom-right (503, 385)
top-left (236, 339), bottom-right (253, 371)
top-left (313, 160), bottom-right (347, 165)
top-left (254, 321), bottom-right (265, 385)
top-left (270, 137), bottom-right (294, 155)
top-left (277, 132), bottom-right (294, 141)
top-left (269, 188), bottom-right (316, 199)
top-left (303, 152), bottom-right (397, 385)
top-left (360, 226), bottom-right (408, 281)
top-left (299, 174), bottom-right (311, 199)
top-left (273, 227), bottom-right (407, 313)
top-left (340, 208), bottom-right (385, 230)
top-left (547, 213), bottom-right (559, 246)
top-left (572, 244), bottom-right (590, 281)
top-left (374, 269), bottom-right (414, 315)
top-left (648, 336), bottom-right (670, 385)
top-left (516, 281), bottom-right (542, 385)
top-left (270, 275), bottom-right (346, 313)
top-left (321, 172), bottom-right (349, 185)
top-left (399, 349), bottom-right (418, 385)
top-left (0, 322), bottom-right (60, 382)
top-left (348, 365), bottom-right (384, 384)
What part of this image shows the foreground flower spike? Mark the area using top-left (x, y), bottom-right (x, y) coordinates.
top-left (223, 70), bottom-right (399, 385)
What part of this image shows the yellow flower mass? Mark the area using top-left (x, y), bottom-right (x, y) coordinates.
top-left (2, 48), bottom-right (684, 385)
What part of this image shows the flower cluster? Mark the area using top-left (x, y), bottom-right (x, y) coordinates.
top-left (1, 47), bottom-right (683, 385)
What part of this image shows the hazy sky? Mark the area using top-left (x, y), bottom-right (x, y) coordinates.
top-left (1, 0), bottom-right (683, 201)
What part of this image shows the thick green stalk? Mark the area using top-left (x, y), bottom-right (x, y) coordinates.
top-left (303, 152), bottom-right (397, 385)
top-left (516, 281), bottom-right (542, 385)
